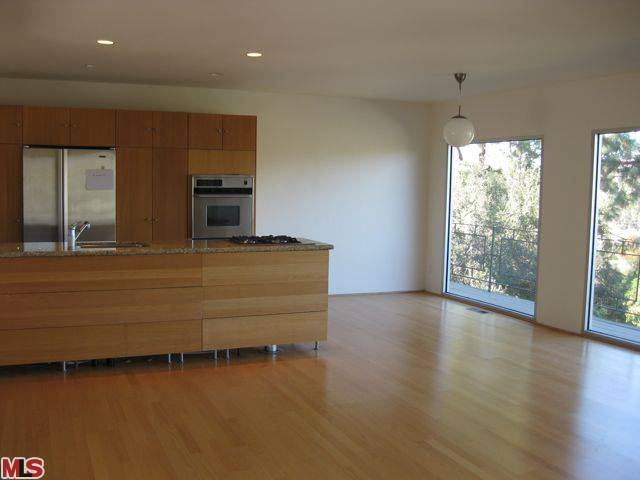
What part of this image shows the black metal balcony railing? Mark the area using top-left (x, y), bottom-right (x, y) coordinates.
top-left (448, 222), bottom-right (640, 325)
top-left (448, 223), bottom-right (538, 301)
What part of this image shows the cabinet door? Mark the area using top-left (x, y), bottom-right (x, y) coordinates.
top-left (116, 148), bottom-right (153, 242)
top-left (152, 112), bottom-right (188, 148)
top-left (188, 113), bottom-right (222, 149)
top-left (222, 115), bottom-right (256, 151)
top-left (152, 148), bottom-right (188, 241)
top-left (0, 106), bottom-right (23, 144)
top-left (23, 106), bottom-right (69, 146)
top-left (69, 108), bottom-right (115, 147)
top-left (0, 145), bottom-right (22, 242)
top-left (116, 110), bottom-right (153, 147)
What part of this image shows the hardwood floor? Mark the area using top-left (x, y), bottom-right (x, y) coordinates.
top-left (1, 292), bottom-right (639, 479)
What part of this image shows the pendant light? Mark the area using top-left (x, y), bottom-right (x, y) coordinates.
top-left (443, 73), bottom-right (475, 147)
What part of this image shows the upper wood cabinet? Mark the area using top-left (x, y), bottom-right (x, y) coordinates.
top-left (116, 110), bottom-right (153, 147)
top-left (116, 148), bottom-right (153, 243)
top-left (188, 150), bottom-right (255, 176)
top-left (222, 115), bottom-right (256, 151)
top-left (116, 111), bottom-right (188, 148)
top-left (152, 148), bottom-right (189, 241)
top-left (69, 108), bottom-right (115, 147)
top-left (152, 112), bottom-right (188, 148)
top-left (23, 106), bottom-right (69, 146)
top-left (188, 113), bottom-right (256, 151)
top-left (0, 106), bottom-right (23, 144)
top-left (0, 144), bottom-right (22, 242)
top-left (188, 113), bottom-right (222, 149)
top-left (23, 106), bottom-right (115, 147)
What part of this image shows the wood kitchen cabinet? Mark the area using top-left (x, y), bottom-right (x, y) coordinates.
top-left (188, 113), bottom-right (256, 151)
top-left (116, 147), bottom-right (189, 242)
top-left (188, 113), bottom-right (223, 149)
top-left (23, 106), bottom-right (69, 146)
top-left (116, 110), bottom-right (153, 147)
top-left (116, 148), bottom-right (153, 242)
top-left (152, 112), bottom-right (188, 148)
top-left (0, 144), bottom-right (22, 242)
top-left (24, 106), bottom-right (115, 147)
top-left (222, 115), bottom-right (256, 150)
top-left (116, 110), bottom-right (188, 148)
top-left (69, 108), bottom-right (115, 147)
top-left (188, 149), bottom-right (255, 175)
top-left (0, 106), bottom-right (23, 144)
top-left (152, 148), bottom-right (189, 241)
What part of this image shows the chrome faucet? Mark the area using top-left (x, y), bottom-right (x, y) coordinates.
top-left (68, 221), bottom-right (91, 249)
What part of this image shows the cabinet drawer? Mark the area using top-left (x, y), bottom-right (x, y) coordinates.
top-left (203, 311), bottom-right (327, 349)
top-left (0, 287), bottom-right (203, 330)
top-left (203, 251), bottom-right (328, 285)
top-left (203, 282), bottom-right (327, 318)
top-left (0, 254), bottom-right (202, 294)
top-left (203, 251), bottom-right (328, 317)
top-left (0, 319), bottom-right (202, 366)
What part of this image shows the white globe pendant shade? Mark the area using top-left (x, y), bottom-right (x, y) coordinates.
top-left (443, 115), bottom-right (475, 147)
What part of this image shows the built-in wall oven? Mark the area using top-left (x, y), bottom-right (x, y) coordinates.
top-left (192, 175), bottom-right (254, 239)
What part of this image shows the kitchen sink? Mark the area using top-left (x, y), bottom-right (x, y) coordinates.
top-left (78, 242), bottom-right (148, 249)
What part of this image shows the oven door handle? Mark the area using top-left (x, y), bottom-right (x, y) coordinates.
top-left (193, 194), bottom-right (253, 198)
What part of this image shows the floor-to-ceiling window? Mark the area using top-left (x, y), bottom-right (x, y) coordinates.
top-left (587, 129), bottom-right (640, 344)
top-left (444, 138), bottom-right (543, 316)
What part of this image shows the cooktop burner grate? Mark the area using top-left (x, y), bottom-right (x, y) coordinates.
top-left (230, 235), bottom-right (301, 245)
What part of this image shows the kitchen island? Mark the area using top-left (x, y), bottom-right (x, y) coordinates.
top-left (0, 239), bottom-right (332, 368)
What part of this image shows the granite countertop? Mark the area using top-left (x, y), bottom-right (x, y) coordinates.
top-left (0, 239), bottom-right (334, 258)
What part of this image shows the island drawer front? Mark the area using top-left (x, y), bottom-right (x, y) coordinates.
top-left (203, 282), bottom-right (327, 318)
top-left (202, 251), bottom-right (328, 317)
top-left (0, 287), bottom-right (203, 330)
top-left (203, 251), bottom-right (328, 286)
top-left (0, 319), bottom-right (202, 366)
top-left (0, 254), bottom-right (203, 294)
top-left (202, 311), bottom-right (327, 349)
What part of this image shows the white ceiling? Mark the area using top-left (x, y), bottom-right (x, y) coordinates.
top-left (1, 0), bottom-right (638, 102)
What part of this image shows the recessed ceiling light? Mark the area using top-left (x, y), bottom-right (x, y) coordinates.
top-left (97, 39), bottom-right (114, 45)
top-left (84, 64), bottom-right (96, 69)
top-left (246, 52), bottom-right (262, 58)
top-left (209, 72), bottom-right (222, 77)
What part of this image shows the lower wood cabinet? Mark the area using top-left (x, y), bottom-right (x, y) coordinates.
top-left (0, 287), bottom-right (203, 330)
top-left (0, 144), bottom-right (22, 242)
top-left (0, 320), bottom-right (202, 366)
top-left (0, 249), bottom-right (330, 367)
top-left (202, 312), bottom-right (327, 350)
top-left (0, 254), bottom-right (202, 294)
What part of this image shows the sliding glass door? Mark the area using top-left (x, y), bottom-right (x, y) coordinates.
top-left (445, 139), bottom-right (543, 316)
top-left (587, 129), bottom-right (640, 344)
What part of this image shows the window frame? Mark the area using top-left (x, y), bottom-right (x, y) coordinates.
top-left (585, 127), bottom-right (640, 345)
top-left (442, 136), bottom-right (545, 320)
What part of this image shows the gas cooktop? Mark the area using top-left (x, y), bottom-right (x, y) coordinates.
top-left (230, 235), bottom-right (301, 245)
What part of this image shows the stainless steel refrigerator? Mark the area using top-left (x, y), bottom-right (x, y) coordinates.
top-left (23, 147), bottom-right (116, 242)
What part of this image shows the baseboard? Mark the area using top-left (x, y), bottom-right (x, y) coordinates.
top-left (329, 290), bottom-right (424, 297)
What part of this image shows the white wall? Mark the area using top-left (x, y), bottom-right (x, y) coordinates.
top-left (425, 73), bottom-right (640, 333)
top-left (0, 77), bottom-right (429, 295)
